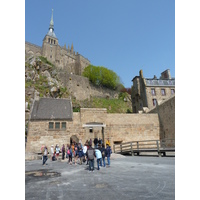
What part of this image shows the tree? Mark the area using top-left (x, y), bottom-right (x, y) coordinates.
top-left (82, 65), bottom-right (122, 90)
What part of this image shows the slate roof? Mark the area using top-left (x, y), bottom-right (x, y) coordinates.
top-left (47, 29), bottom-right (57, 38)
top-left (30, 98), bottom-right (73, 120)
top-left (145, 78), bottom-right (175, 87)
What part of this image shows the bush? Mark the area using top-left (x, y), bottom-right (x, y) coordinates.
top-left (82, 65), bottom-right (122, 90)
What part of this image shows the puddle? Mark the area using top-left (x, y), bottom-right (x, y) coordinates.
top-left (25, 169), bottom-right (61, 178)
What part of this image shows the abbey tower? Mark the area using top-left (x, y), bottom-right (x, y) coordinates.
top-left (25, 9), bottom-right (90, 75)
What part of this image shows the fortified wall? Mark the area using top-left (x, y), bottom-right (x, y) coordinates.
top-left (26, 108), bottom-right (160, 153)
top-left (25, 42), bottom-right (42, 57)
top-left (148, 95), bottom-right (175, 141)
top-left (57, 73), bottom-right (119, 100)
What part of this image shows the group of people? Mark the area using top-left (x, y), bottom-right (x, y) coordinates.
top-left (41, 138), bottom-right (112, 171)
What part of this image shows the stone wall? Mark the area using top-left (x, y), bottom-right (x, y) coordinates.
top-left (106, 113), bottom-right (160, 145)
top-left (25, 42), bottom-right (42, 56)
top-left (148, 95), bottom-right (175, 141)
top-left (26, 108), bottom-right (160, 154)
top-left (57, 73), bottom-right (119, 101)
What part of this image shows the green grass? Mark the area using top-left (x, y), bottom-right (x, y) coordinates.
top-left (39, 56), bottom-right (55, 68)
top-left (72, 97), bottom-right (132, 113)
top-left (91, 97), bottom-right (132, 113)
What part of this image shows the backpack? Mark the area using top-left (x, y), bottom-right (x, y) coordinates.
top-left (102, 150), bottom-right (105, 157)
top-left (75, 146), bottom-right (78, 151)
top-left (87, 148), bottom-right (94, 160)
top-left (67, 149), bottom-right (71, 155)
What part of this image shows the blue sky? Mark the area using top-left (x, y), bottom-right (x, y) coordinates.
top-left (25, 0), bottom-right (175, 88)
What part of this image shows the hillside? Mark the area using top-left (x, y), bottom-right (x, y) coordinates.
top-left (25, 56), bottom-right (132, 121)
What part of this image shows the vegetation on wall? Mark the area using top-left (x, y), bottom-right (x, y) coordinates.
top-left (71, 97), bottom-right (132, 114)
top-left (82, 65), bottom-right (122, 90)
top-left (39, 56), bottom-right (55, 68)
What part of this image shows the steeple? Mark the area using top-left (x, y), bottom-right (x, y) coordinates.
top-left (49, 9), bottom-right (54, 30)
top-left (46, 9), bottom-right (57, 39)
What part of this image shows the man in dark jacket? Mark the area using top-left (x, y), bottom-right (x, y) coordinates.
top-left (106, 144), bottom-right (112, 166)
top-left (86, 144), bottom-right (95, 171)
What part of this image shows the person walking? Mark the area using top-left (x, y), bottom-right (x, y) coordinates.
top-left (42, 145), bottom-right (48, 165)
top-left (86, 144), bottom-right (95, 172)
top-left (101, 144), bottom-right (106, 167)
top-left (50, 145), bottom-right (54, 161)
top-left (67, 145), bottom-right (73, 165)
top-left (83, 143), bottom-right (87, 163)
top-left (62, 144), bottom-right (65, 160)
top-left (78, 147), bottom-right (84, 165)
top-left (95, 148), bottom-right (102, 170)
top-left (106, 144), bottom-right (112, 167)
top-left (55, 144), bottom-right (60, 161)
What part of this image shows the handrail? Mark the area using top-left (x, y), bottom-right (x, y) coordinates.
top-left (113, 139), bottom-right (175, 157)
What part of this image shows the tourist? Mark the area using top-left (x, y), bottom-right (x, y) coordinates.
top-left (101, 144), bottom-right (106, 167)
top-left (50, 145), bottom-right (54, 161)
top-left (41, 144), bottom-right (45, 161)
top-left (74, 143), bottom-right (79, 165)
top-left (78, 147), bottom-right (84, 165)
top-left (83, 143), bottom-right (87, 163)
top-left (87, 144), bottom-right (95, 172)
top-left (62, 144), bottom-right (65, 160)
top-left (95, 148), bottom-right (102, 170)
top-left (106, 138), bottom-right (111, 146)
top-left (106, 144), bottom-right (112, 166)
top-left (55, 144), bottom-right (60, 161)
top-left (67, 145), bottom-right (73, 165)
top-left (94, 137), bottom-right (98, 148)
top-left (42, 145), bottom-right (48, 165)
top-left (98, 138), bottom-right (102, 146)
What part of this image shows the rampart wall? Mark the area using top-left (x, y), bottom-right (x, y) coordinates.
top-left (26, 109), bottom-right (160, 153)
top-left (57, 73), bottom-right (119, 101)
top-left (148, 95), bottom-right (175, 140)
top-left (25, 42), bottom-right (42, 56)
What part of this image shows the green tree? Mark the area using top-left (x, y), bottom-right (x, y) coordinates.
top-left (83, 65), bottom-right (122, 89)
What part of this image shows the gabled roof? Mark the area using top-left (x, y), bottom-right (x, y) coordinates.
top-left (30, 98), bottom-right (73, 120)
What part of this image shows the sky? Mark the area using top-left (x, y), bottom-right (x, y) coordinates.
top-left (25, 0), bottom-right (175, 88)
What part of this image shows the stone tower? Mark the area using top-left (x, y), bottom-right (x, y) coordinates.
top-left (42, 9), bottom-right (58, 63)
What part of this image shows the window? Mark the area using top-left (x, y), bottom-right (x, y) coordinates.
top-left (54, 40), bottom-right (55, 44)
top-left (153, 99), bottom-right (157, 106)
top-left (171, 89), bottom-right (175, 95)
top-left (161, 89), bottom-right (166, 96)
top-left (61, 122), bottom-right (66, 129)
top-left (55, 122), bottom-right (60, 129)
top-left (48, 38), bottom-right (50, 43)
top-left (151, 88), bottom-right (156, 96)
top-left (49, 122), bottom-right (54, 129)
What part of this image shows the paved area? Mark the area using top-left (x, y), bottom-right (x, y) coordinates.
top-left (25, 154), bottom-right (175, 200)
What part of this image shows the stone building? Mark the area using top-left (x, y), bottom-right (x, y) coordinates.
top-left (26, 98), bottom-right (161, 154)
top-left (131, 69), bottom-right (175, 113)
top-left (25, 9), bottom-right (90, 75)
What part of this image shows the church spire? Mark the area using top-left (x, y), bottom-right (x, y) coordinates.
top-left (46, 9), bottom-right (57, 38)
top-left (49, 9), bottom-right (54, 30)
